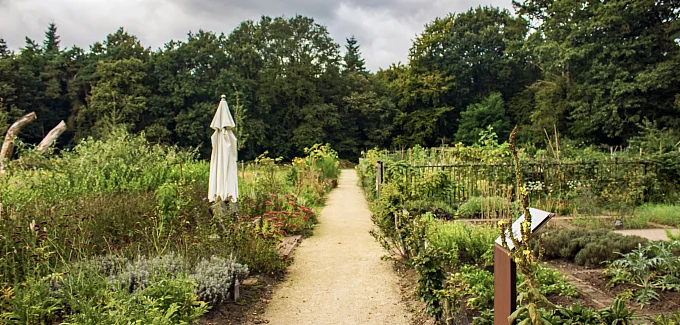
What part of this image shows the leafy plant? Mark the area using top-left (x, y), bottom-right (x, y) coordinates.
top-left (427, 220), bottom-right (496, 265)
top-left (651, 312), bottom-right (680, 325)
top-left (606, 241), bottom-right (680, 306)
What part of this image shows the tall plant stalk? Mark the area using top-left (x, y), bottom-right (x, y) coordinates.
top-left (500, 125), bottom-right (553, 325)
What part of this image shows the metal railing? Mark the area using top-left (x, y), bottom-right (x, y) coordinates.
top-left (374, 159), bottom-right (656, 207)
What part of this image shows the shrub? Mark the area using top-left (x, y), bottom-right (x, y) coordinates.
top-left (457, 196), bottom-right (507, 218)
top-left (448, 264), bottom-right (577, 314)
top-left (404, 199), bottom-right (456, 219)
top-left (529, 265), bottom-right (579, 297)
top-left (3, 263), bottom-right (209, 325)
top-left (190, 255), bottom-right (249, 305)
top-left (84, 254), bottom-right (130, 277)
top-left (64, 275), bottom-right (208, 325)
top-left (112, 253), bottom-right (188, 293)
top-left (538, 229), bottom-right (648, 267)
top-left (4, 275), bottom-right (62, 325)
top-left (413, 246), bottom-right (449, 319)
top-left (428, 220), bottom-right (497, 265)
top-left (449, 265), bottom-right (494, 311)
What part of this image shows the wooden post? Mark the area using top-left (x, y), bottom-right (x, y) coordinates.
top-left (494, 243), bottom-right (516, 325)
top-left (375, 161), bottom-right (383, 198)
top-left (0, 112), bottom-right (37, 175)
top-left (36, 120), bottom-right (67, 154)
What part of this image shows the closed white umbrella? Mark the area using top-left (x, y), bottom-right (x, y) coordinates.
top-left (208, 95), bottom-right (238, 202)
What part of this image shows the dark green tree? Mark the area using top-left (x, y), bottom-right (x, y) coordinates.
top-left (343, 36), bottom-right (366, 73)
top-left (80, 57), bottom-right (149, 136)
top-left (454, 92), bottom-right (510, 144)
top-left (40, 23), bottom-right (70, 140)
top-left (516, 0), bottom-right (680, 144)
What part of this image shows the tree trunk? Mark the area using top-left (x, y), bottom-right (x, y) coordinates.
top-left (36, 120), bottom-right (67, 154)
top-left (0, 112), bottom-right (37, 175)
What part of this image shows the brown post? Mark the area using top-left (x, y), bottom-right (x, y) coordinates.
top-left (375, 161), bottom-right (383, 198)
top-left (37, 120), bottom-right (67, 154)
top-left (494, 243), bottom-right (516, 325)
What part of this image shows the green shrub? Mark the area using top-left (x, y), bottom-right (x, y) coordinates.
top-left (449, 265), bottom-right (494, 311)
top-left (529, 265), bottom-right (579, 297)
top-left (64, 275), bottom-right (208, 325)
top-left (404, 199), bottom-right (456, 218)
top-left (3, 263), bottom-right (209, 325)
top-left (413, 246), bottom-right (449, 319)
top-left (539, 229), bottom-right (648, 267)
top-left (3, 127), bottom-right (200, 212)
top-left (4, 275), bottom-right (62, 325)
top-left (427, 220), bottom-right (496, 265)
top-left (457, 196), bottom-right (507, 218)
top-left (449, 264), bottom-right (577, 314)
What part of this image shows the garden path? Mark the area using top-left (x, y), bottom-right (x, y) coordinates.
top-left (615, 228), bottom-right (679, 241)
top-left (261, 169), bottom-right (411, 325)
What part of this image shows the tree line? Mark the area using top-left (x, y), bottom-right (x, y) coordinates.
top-left (1, 0), bottom-right (679, 161)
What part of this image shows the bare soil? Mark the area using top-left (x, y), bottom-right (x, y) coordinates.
top-left (548, 259), bottom-right (680, 316)
top-left (199, 274), bottom-right (281, 325)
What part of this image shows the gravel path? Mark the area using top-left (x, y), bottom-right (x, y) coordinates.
top-left (262, 169), bottom-right (411, 325)
top-left (615, 228), bottom-right (679, 241)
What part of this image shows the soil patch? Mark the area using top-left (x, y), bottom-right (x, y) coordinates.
top-left (392, 260), bottom-right (436, 325)
top-left (547, 259), bottom-right (680, 316)
top-left (199, 273), bottom-right (283, 325)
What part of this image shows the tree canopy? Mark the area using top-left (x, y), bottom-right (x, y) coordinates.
top-left (1, 2), bottom-right (678, 159)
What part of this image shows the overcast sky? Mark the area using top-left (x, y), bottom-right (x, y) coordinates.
top-left (0, 0), bottom-right (512, 71)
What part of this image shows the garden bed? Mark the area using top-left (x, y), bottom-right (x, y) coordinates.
top-left (548, 259), bottom-right (680, 316)
top-left (198, 273), bottom-right (280, 325)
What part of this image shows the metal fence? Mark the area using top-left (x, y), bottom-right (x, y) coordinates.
top-left (375, 159), bottom-right (656, 207)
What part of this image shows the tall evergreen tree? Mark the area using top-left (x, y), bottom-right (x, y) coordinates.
top-left (343, 36), bottom-right (366, 73)
top-left (40, 23), bottom-right (70, 139)
top-left (0, 39), bottom-right (9, 57)
top-left (43, 22), bottom-right (60, 54)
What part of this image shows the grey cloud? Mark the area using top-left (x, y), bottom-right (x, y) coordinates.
top-left (0, 0), bottom-right (513, 71)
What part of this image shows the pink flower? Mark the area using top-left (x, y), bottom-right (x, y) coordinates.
top-left (266, 201), bottom-right (273, 206)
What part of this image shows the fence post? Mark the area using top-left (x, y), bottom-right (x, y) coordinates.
top-left (376, 161), bottom-right (384, 198)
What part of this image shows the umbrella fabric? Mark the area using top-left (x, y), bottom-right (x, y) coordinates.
top-left (208, 96), bottom-right (238, 202)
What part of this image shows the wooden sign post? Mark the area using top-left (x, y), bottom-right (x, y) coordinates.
top-left (494, 244), bottom-right (516, 325)
top-left (494, 208), bottom-right (554, 325)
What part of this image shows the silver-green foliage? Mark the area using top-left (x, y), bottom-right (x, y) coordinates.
top-left (112, 252), bottom-right (188, 293)
top-left (85, 254), bottom-right (130, 277)
top-left (190, 256), bottom-right (249, 305)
